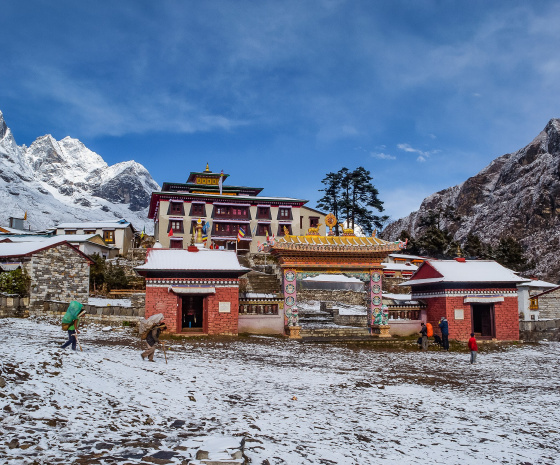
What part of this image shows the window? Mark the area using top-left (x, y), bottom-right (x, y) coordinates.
top-left (168, 201), bottom-right (184, 215)
top-left (213, 205), bottom-right (249, 219)
top-left (309, 217), bottom-right (319, 228)
top-left (65, 230), bottom-right (77, 235)
top-left (257, 207), bottom-right (271, 219)
top-left (103, 230), bottom-right (115, 243)
top-left (84, 230), bottom-right (96, 235)
top-left (168, 220), bottom-right (184, 233)
top-left (277, 207), bottom-right (292, 220)
top-left (529, 298), bottom-right (539, 310)
top-left (277, 224), bottom-right (292, 236)
top-left (190, 203), bottom-right (206, 217)
top-left (257, 224), bottom-right (271, 236)
top-left (170, 239), bottom-right (183, 249)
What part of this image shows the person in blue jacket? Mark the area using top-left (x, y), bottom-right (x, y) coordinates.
top-left (438, 317), bottom-right (449, 351)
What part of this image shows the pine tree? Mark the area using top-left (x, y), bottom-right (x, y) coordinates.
top-left (493, 236), bottom-right (528, 272)
top-left (317, 171), bottom-right (343, 235)
top-left (318, 166), bottom-right (386, 235)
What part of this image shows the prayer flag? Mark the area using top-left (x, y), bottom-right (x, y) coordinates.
top-left (140, 227), bottom-right (145, 239)
top-left (168, 228), bottom-right (174, 237)
top-left (24, 211), bottom-right (27, 220)
top-left (219, 170), bottom-right (224, 195)
top-left (237, 226), bottom-right (246, 242)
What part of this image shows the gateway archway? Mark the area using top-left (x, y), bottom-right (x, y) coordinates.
top-left (271, 222), bottom-right (404, 338)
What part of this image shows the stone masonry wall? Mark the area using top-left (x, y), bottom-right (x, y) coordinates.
top-left (29, 244), bottom-right (90, 312)
top-left (0, 294), bottom-right (30, 318)
top-left (536, 288), bottom-right (560, 319)
top-left (35, 300), bottom-right (144, 326)
top-left (297, 289), bottom-right (366, 306)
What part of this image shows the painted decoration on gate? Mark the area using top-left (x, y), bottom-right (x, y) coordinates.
top-left (284, 268), bottom-right (298, 326)
top-left (369, 269), bottom-right (383, 326)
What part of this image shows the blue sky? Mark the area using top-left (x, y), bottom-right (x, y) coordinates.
top-left (1, 1), bottom-right (560, 222)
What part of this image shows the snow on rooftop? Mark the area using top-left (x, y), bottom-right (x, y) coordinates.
top-left (406, 260), bottom-right (530, 285)
top-left (0, 237), bottom-right (73, 257)
top-left (136, 248), bottom-right (250, 272)
top-left (383, 263), bottom-right (418, 271)
top-left (4, 234), bottom-right (102, 243)
top-left (383, 293), bottom-right (413, 301)
top-left (517, 279), bottom-right (558, 288)
top-left (303, 274), bottom-right (362, 283)
top-left (57, 221), bottom-right (131, 229)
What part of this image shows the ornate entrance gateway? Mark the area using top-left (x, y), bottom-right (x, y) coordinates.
top-left (271, 220), bottom-right (404, 338)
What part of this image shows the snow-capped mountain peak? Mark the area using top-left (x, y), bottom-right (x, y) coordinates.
top-left (0, 109), bottom-right (160, 232)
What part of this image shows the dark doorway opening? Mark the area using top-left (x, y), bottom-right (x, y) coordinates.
top-left (182, 296), bottom-right (204, 331)
top-left (472, 304), bottom-right (494, 338)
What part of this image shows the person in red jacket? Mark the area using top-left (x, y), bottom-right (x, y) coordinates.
top-left (468, 332), bottom-right (478, 364)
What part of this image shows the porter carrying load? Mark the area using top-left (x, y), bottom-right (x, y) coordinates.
top-left (139, 313), bottom-right (165, 340)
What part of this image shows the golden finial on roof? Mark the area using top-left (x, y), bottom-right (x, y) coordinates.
top-left (204, 162), bottom-right (210, 172)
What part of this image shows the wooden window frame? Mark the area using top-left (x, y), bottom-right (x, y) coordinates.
top-left (168, 220), bottom-right (184, 233)
top-left (103, 230), bottom-right (115, 244)
top-left (190, 203), bottom-right (206, 217)
top-left (167, 201), bottom-right (185, 216)
top-left (277, 207), bottom-right (292, 220)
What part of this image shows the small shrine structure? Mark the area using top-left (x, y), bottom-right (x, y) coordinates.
top-left (271, 215), bottom-right (404, 338)
top-left (401, 259), bottom-right (528, 341)
top-left (135, 246), bottom-right (250, 335)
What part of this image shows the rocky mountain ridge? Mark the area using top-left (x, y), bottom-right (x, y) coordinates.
top-left (383, 118), bottom-right (560, 282)
top-left (0, 110), bottom-right (160, 233)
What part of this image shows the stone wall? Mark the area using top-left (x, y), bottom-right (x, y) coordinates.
top-left (0, 294), bottom-right (29, 318)
top-left (520, 319), bottom-right (560, 341)
top-left (383, 276), bottom-right (411, 294)
top-left (298, 289), bottom-right (366, 306)
top-left (535, 288), bottom-right (560, 320)
top-left (28, 244), bottom-right (90, 312)
top-left (36, 300), bottom-right (144, 326)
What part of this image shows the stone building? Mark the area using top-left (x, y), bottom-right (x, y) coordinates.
top-left (0, 237), bottom-right (93, 312)
top-left (401, 259), bottom-right (528, 341)
top-left (529, 285), bottom-right (560, 320)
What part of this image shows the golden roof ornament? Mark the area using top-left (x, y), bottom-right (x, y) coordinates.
top-left (204, 162), bottom-right (210, 172)
top-left (306, 223), bottom-right (322, 236)
top-left (325, 213), bottom-right (337, 236)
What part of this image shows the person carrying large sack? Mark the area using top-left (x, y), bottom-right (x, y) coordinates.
top-left (139, 313), bottom-right (167, 362)
top-left (61, 301), bottom-right (86, 351)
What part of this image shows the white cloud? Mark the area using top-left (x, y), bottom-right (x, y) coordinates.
top-left (397, 143), bottom-right (438, 162)
top-left (371, 152), bottom-right (396, 160)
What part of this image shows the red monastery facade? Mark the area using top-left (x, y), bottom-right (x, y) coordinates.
top-left (402, 259), bottom-right (528, 341)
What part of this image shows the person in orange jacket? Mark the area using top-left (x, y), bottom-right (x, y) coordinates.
top-left (468, 332), bottom-right (478, 364)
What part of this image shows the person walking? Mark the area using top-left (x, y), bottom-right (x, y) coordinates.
top-left (420, 322), bottom-right (428, 351)
top-left (61, 309), bottom-right (86, 351)
top-left (468, 332), bottom-right (478, 364)
top-left (141, 322), bottom-right (166, 362)
top-left (439, 317), bottom-right (449, 351)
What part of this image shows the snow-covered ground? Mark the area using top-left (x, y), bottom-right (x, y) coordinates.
top-left (1, 317), bottom-right (560, 464)
top-left (88, 298), bottom-right (132, 307)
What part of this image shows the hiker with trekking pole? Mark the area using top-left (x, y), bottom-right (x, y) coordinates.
top-left (139, 313), bottom-right (167, 363)
top-left (60, 301), bottom-right (86, 351)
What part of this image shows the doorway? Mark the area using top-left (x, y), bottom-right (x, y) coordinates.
top-left (182, 296), bottom-right (204, 331)
top-left (471, 304), bottom-right (494, 338)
